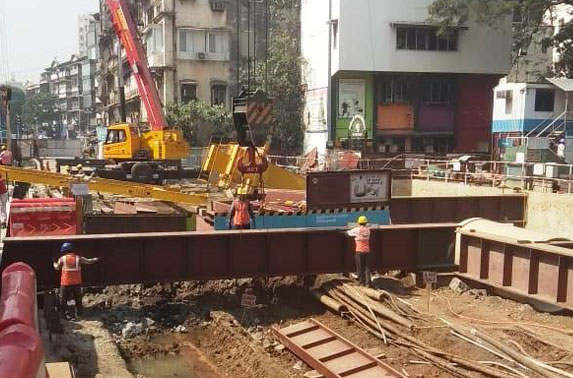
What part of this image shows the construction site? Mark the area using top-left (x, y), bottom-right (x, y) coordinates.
top-left (1, 0), bottom-right (573, 377)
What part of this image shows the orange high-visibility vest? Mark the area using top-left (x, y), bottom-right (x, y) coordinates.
top-left (232, 200), bottom-right (250, 226)
top-left (354, 226), bottom-right (371, 253)
top-left (60, 253), bottom-right (82, 286)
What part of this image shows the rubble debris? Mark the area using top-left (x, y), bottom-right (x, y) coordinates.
top-left (121, 322), bottom-right (143, 339)
top-left (449, 277), bottom-right (470, 293)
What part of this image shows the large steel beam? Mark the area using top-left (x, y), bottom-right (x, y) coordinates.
top-left (1, 224), bottom-right (456, 290)
top-left (390, 194), bottom-right (527, 226)
top-left (457, 222), bottom-right (573, 311)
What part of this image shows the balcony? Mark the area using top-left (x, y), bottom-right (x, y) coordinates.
top-left (147, 52), bottom-right (166, 68)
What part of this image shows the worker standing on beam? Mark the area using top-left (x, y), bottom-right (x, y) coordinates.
top-left (228, 192), bottom-right (256, 230)
top-left (347, 215), bottom-right (371, 286)
top-left (53, 242), bottom-right (100, 319)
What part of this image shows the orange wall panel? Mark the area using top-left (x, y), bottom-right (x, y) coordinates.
top-left (377, 104), bottom-right (413, 131)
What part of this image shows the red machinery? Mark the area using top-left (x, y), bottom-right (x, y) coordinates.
top-left (0, 263), bottom-right (45, 378)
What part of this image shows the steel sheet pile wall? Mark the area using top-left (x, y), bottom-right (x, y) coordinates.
top-left (2, 224), bottom-right (456, 290)
top-left (390, 194), bottom-right (527, 225)
top-left (456, 219), bottom-right (573, 310)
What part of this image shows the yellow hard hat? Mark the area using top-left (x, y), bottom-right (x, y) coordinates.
top-left (357, 215), bottom-right (368, 225)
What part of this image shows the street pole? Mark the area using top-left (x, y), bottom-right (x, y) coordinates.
top-left (5, 104), bottom-right (10, 150)
top-left (0, 86), bottom-right (11, 150)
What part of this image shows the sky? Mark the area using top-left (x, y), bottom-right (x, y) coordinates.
top-left (1, 0), bottom-right (99, 83)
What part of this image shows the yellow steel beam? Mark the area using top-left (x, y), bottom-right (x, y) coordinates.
top-left (0, 166), bottom-right (207, 205)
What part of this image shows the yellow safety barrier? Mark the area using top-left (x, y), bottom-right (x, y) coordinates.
top-left (0, 166), bottom-right (207, 205)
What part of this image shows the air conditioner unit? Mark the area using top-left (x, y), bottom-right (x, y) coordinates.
top-left (197, 52), bottom-right (207, 60)
top-left (210, 0), bottom-right (227, 12)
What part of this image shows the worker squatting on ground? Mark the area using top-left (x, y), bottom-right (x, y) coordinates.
top-left (347, 215), bottom-right (371, 286)
top-left (228, 194), bottom-right (256, 230)
top-left (0, 177), bottom-right (7, 228)
top-left (0, 145), bottom-right (12, 166)
top-left (53, 242), bottom-right (100, 319)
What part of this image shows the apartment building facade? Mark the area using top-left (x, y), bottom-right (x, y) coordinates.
top-left (35, 55), bottom-right (99, 136)
top-left (302, 0), bottom-right (513, 155)
top-left (98, 0), bottom-right (260, 127)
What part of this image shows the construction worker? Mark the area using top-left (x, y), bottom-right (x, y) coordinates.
top-left (228, 193), bottom-right (256, 230)
top-left (0, 145), bottom-right (12, 166)
top-left (53, 242), bottom-right (100, 319)
top-left (347, 215), bottom-right (371, 286)
top-left (0, 176), bottom-right (7, 227)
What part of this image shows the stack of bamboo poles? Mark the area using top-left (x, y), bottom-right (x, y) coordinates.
top-left (313, 278), bottom-right (572, 378)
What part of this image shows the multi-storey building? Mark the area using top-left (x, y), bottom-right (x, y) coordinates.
top-left (98, 0), bottom-right (265, 127)
top-left (302, 0), bottom-right (513, 155)
top-left (32, 55), bottom-right (98, 135)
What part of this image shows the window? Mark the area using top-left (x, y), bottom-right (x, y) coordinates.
top-left (211, 85), bottom-right (226, 106)
top-left (178, 29), bottom-right (229, 60)
top-left (146, 25), bottom-right (164, 56)
top-left (425, 81), bottom-right (453, 104)
top-left (535, 89), bottom-right (555, 112)
top-left (505, 90), bottom-right (513, 114)
top-left (181, 82), bottom-right (197, 103)
top-left (396, 27), bottom-right (458, 52)
top-left (381, 79), bottom-right (411, 104)
top-left (105, 129), bottom-right (127, 144)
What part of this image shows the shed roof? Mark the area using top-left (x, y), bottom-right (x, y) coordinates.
top-left (546, 77), bottom-right (573, 92)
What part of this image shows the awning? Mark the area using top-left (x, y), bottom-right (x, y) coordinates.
top-left (546, 77), bottom-right (573, 92)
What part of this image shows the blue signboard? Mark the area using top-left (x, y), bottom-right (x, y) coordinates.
top-left (214, 209), bottom-right (391, 231)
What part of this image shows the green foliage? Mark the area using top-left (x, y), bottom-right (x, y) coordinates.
top-left (165, 101), bottom-right (234, 146)
top-left (21, 92), bottom-right (56, 132)
top-left (253, 0), bottom-right (304, 154)
top-left (429, 0), bottom-right (573, 77)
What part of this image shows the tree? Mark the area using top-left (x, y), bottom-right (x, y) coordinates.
top-left (21, 92), bottom-right (57, 134)
top-left (165, 101), bottom-right (234, 147)
top-left (429, 0), bottom-right (573, 77)
top-left (251, 0), bottom-right (305, 154)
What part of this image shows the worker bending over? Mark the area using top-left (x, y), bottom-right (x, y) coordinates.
top-left (53, 242), bottom-right (100, 319)
top-left (228, 193), bottom-right (256, 230)
top-left (347, 215), bottom-right (371, 286)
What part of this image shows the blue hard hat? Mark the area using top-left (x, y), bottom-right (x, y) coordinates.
top-left (60, 242), bottom-right (74, 253)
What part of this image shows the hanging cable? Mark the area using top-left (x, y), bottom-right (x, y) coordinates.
top-left (265, 0), bottom-right (269, 92)
top-left (236, 0), bottom-right (241, 92)
top-left (253, 0), bottom-right (257, 88)
top-left (247, 0), bottom-right (251, 91)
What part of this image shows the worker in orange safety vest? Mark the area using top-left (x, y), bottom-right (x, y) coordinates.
top-left (346, 215), bottom-right (371, 285)
top-left (228, 193), bottom-right (256, 229)
top-left (53, 242), bottom-right (100, 319)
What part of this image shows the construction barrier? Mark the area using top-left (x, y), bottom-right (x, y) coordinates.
top-left (9, 198), bottom-right (77, 237)
top-left (0, 263), bottom-right (46, 378)
top-left (0, 324), bottom-right (45, 378)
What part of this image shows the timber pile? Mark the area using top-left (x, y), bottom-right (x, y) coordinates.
top-left (314, 278), bottom-right (573, 378)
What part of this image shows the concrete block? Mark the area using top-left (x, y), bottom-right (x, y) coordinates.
top-left (449, 277), bottom-right (470, 293)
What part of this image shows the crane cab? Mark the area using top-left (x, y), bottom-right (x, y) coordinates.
top-left (103, 123), bottom-right (189, 161)
top-left (103, 124), bottom-right (143, 160)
